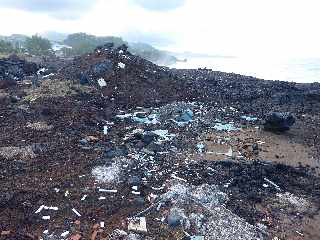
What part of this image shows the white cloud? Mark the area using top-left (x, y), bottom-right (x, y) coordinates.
top-left (0, 0), bottom-right (319, 58)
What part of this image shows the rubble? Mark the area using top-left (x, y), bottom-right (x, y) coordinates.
top-left (0, 55), bottom-right (38, 88)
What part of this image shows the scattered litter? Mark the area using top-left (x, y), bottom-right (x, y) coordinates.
top-left (81, 195), bottom-right (88, 201)
top-left (213, 123), bottom-right (239, 131)
top-left (65, 190), bottom-right (70, 197)
top-left (92, 163), bottom-right (121, 184)
top-left (72, 208), bottom-right (81, 217)
top-left (132, 191), bottom-right (141, 195)
top-left (264, 178), bottom-right (281, 191)
top-left (197, 143), bottom-right (205, 153)
top-left (99, 197), bottom-right (106, 200)
top-left (128, 217), bottom-right (147, 233)
top-left (98, 78), bottom-right (107, 87)
top-left (61, 231), bottom-right (70, 238)
top-left (118, 62), bottom-right (126, 69)
top-left (35, 205), bottom-right (45, 214)
top-left (190, 236), bottom-right (204, 240)
top-left (171, 174), bottom-right (188, 182)
top-left (42, 216), bottom-right (50, 220)
top-left (152, 130), bottom-right (175, 143)
top-left (103, 126), bottom-right (108, 135)
top-left (99, 189), bottom-right (118, 193)
top-left (241, 116), bottom-right (258, 121)
top-left (100, 222), bottom-right (105, 228)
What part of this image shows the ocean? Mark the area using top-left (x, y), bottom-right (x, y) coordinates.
top-left (171, 57), bottom-right (320, 83)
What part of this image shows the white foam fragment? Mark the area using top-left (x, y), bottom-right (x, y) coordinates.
top-left (42, 216), bottom-right (50, 220)
top-left (81, 195), bottom-right (88, 201)
top-left (99, 196), bottom-right (106, 200)
top-left (92, 163), bottom-right (121, 184)
top-left (132, 191), bottom-right (141, 195)
top-left (43, 230), bottom-right (49, 234)
top-left (118, 62), bottom-right (126, 69)
top-left (132, 186), bottom-right (138, 191)
top-left (103, 126), bottom-right (108, 135)
top-left (100, 222), bottom-right (105, 228)
top-left (98, 78), bottom-right (107, 87)
top-left (61, 231), bottom-right (70, 237)
top-left (72, 208), bottom-right (81, 217)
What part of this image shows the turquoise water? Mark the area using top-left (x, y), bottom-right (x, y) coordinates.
top-left (172, 57), bottom-right (320, 83)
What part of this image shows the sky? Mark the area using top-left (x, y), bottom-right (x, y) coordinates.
top-left (0, 0), bottom-right (319, 58)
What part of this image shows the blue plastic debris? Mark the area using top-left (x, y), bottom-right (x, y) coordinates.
top-left (190, 236), bottom-right (204, 240)
top-left (197, 143), bottom-right (205, 153)
top-left (177, 109), bottom-right (193, 123)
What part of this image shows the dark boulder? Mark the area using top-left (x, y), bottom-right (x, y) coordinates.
top-left (263, 112), bottom-right (296, 132)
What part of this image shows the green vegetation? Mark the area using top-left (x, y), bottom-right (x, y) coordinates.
top-left (0, 40), bottom-right (15, 54)
top-left (25, 35), bottom-right (52, 56)
top-left (63, 33), bottom-right (126, 56)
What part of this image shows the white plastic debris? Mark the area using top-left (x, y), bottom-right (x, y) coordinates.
top-left (103, 126), bottom-right (108, 135)
top-left (152, 130), bottom-right (175, 143)
top-left (42, 73), bottom-right (55, 79)
top-left (99, 189), bottom-right (118, 193)
top-left (128, 217), bottom-right (147, 233)
top-left (98, 78), bottom-right (107, 87)
top-left (132, 191), bottom-right (141, 195)
top-left (72, 208), bottom-right (81, 217)
top-left (132, 186), bottom-right (138, 191)
top-left (61, 231), bottom-right (70, 237)
top-left (118, 62), bottom-right (126, 69)
top-left (37, 68), bottom-right (46, 75)
top-left (64, 190), bottom-right (70, 197)
top-left (171, 174), bottom-right (187, 182)
top-left (44, 206), bottom-right (58, 211)
top-left (100, 222), bottom-right (105, 228)
top-left (264, 178), bottom-right (281, 191)
top-left (35, 205), bottom-right (58, 213)
top-left (81, 195), bottom-right (88, 201)
top-left (35, 205), bottom-right (45, 213)
top-left (43, 230), bottom-right (49, 234)
top-left (99, 196), bottom-right (106, 200)
top-left (42, 216), bottom-right (50, 220)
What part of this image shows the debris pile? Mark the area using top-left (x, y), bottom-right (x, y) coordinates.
top-left (0, 55), bottom-right (38, 88)
top-left (0, 46), bottom-right (320, 239)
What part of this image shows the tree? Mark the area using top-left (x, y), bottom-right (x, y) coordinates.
top-left (25, 35), bottom-right (52, 55)
top-left (0, 40), bottom-right (14, 54)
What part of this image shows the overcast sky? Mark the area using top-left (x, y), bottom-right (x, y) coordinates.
top-left (0, 0), bottom-right (319, 58)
